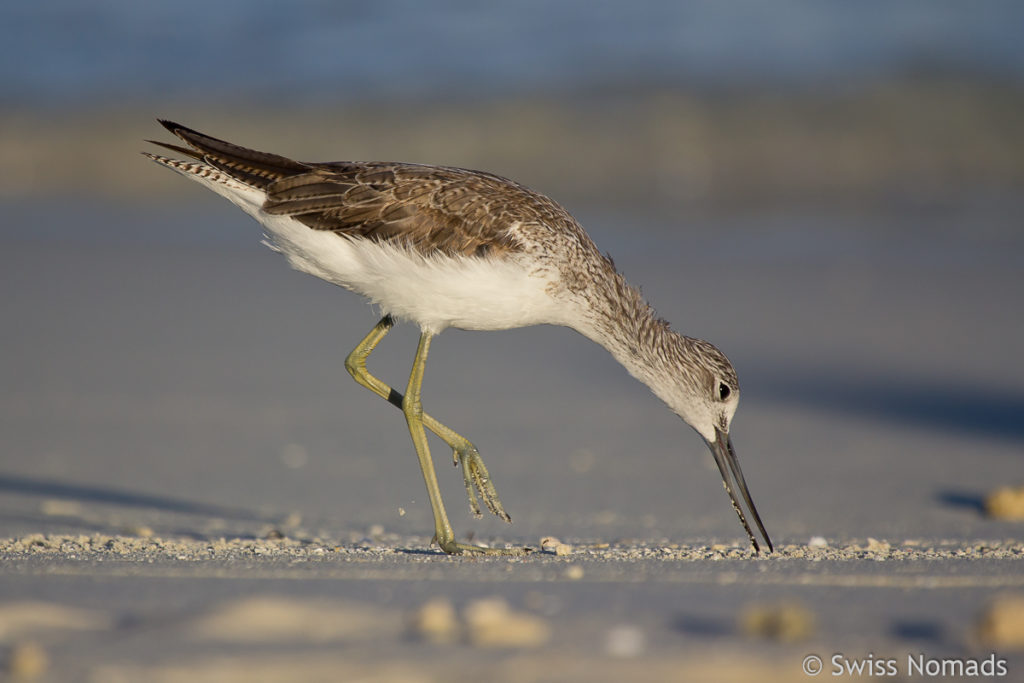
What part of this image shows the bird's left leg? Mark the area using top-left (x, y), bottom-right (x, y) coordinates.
top-left (344, 316), bottom-right (510, 522)
top-left (403, 332), bottom-right (527, 555)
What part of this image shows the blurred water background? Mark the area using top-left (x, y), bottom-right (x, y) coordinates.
top-left (2, 0), bottom-right (1023, 211)
top-left (6, 1), bottom-right (1024, 103)
top-left (0, 2), bottom-right (1022, 542)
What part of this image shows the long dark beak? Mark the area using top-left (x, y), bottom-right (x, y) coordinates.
top-left (708, 428), bottom-right (773, 553)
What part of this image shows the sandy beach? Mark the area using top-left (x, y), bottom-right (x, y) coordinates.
top-left (4, 1), bottom-right (1024, 676)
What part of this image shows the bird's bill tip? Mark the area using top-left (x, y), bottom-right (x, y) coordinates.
top-left (709, 428), bottom-right (773, 554)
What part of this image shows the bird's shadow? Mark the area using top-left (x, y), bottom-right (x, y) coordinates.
top-left (935, 490), bottom-right (987, 515)
top-left (0, 473), bottom-right (262, 520)
top-left (0, 473), bottom-right (278, 540)
top-left (890, 619), bottom-right (947, 645)
top-left (394, 547), bottom-right (446, 556)
top-left (751, 368), bottom-right (1024, 444)
top-left (671, 614), bottom-right (735, 638)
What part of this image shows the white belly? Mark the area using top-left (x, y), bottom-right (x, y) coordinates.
top-left (255, 211), bottom-right (565, 334)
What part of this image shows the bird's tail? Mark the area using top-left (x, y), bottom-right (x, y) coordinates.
top-left (144, 119), bottom-right (309, 190)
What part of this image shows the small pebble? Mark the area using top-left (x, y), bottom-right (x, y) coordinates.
top-left (5, 641), bottom-right (48, 679)
top-left (540, 537), bottom-right (561, 552)
top-left (866, 538), bottom-right (891, 553)
top-left (739, 601), bottom-right (816, 642)
top-left (409, 598), bottom-right (459, 644)
top-left (985, 486), bottom-right (1024, 520)
top-left (605, 624), bottom-right (646, 657)
top-left (463, 598), bottom-right (550, 648)
top-left (540, 537), bottom-right (573, 556)
top-left (808, 536), bottom-right (828, 549)
top-left (976, 595), bottom-right (1024, 649)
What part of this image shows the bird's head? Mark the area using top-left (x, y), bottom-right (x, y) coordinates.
top-left (660, 337), bottom-right (739, 443)
top-left (647, 336), bottom-right (773, 554)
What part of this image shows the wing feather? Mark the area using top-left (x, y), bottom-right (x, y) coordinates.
top-left (150, 121), bottom-right (586, 257)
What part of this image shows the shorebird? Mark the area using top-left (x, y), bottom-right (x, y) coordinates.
top-left (144, 120), bottom-right (773, 555)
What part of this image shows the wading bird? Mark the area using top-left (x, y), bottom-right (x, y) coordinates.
top-left (145, 120), bottom-right (773, 555)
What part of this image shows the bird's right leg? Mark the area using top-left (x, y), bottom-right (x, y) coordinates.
top-left (344, 316), bottom-right (511, 523)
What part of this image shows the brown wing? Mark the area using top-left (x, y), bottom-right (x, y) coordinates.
top-left (262, 163), bottom-right (536, 257)
top-left (155, 119), bottom-right (577, 258)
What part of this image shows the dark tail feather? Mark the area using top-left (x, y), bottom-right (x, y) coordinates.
top-left (146, 139), bottom-right (203, 160)
top-left (155, 119), bottom-right (309, 189)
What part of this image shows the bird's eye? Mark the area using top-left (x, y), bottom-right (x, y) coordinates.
top-left (718, 383), bottom-right (731, 401)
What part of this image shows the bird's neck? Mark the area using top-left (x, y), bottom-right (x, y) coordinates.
top-left (575, 270), bottom-right (683, 398)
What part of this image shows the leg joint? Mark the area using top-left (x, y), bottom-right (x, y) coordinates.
top-left (402, 394), bottom-right (424, 420)
top-left (343, 350), bottom-right (363, 379)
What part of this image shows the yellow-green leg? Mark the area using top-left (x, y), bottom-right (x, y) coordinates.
top-left (344, 317), bottom-right (524, 554)
top-left (344, 316), bottom-right (509, 521)
top-left (402, 331), bottom-right (528, 555)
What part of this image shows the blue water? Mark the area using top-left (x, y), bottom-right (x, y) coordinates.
top-left (3, 1), bottom-right (1024, 105)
